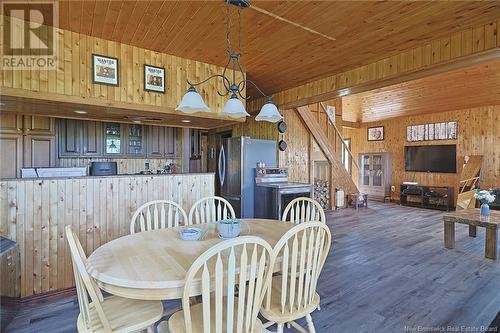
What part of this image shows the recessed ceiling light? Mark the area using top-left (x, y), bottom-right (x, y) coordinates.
top-left (0, 102), bottom-right (5, 106)
top-left (132, 120), bottom-right (142, 124)
top-left (74, 110), bottom-right (87, 114)
top-left (181, 119), bottom-right (191, 123)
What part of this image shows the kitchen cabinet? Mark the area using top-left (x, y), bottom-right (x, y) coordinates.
top-left (0, 134), bottom-right (23, 178)
top-left (104, 123), bottom-right (124, 156)
top-left (146, 125), bottom-right (165, 158)
top-left (23, 135), bottom-right (57, 168)
top-left (126, 124), bottom-right (145, 156)
top-left (82, 121), bottom-right (102, 156)
top-left (0, 113), bottom-right (22, 134)
top-left (58, 119), bottom-right (82, 156)
top-left (23, 116), bottom-right (55, 135)
top-left (190, 129), bottom-right (201, 158)
top-left (166, 127), bottom-right (179, 157)
top-left (146, 126), bottom-right (179, 158)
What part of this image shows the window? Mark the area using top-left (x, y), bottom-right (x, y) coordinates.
top-left (342, 138), bottom-right (351, 174)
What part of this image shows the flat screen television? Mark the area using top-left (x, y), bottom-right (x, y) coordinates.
top-left (404, 145), bottom-right (456, 173)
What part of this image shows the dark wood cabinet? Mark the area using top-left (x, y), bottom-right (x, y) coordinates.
top-left (0, 113), bottom-right (22, 134)
top-left (190, 129), bottom-right (201, 158)
top-left (147, 126), bottom-right (179, 158)
top-left (126, 124), bottom-right (145, 156)
top-left (23, 135), bottom-right (57, 168)
top-left (166, 127), bottom-right (179, 157)
top-left (82, 121), bottom-right (102, 156)
top-left (58, 119), bottom-right (81, 156)
top-left (146, 125), bottom-right (165, 158)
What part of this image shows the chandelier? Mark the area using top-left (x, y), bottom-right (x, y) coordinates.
top-left (176, 0), bottom-right (282, 122)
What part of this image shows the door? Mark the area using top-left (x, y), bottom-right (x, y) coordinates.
top-left (360, 154), bottom-right (371, 187)
top-left (24, 135), bottom-right (57, 168)
top-left (104, 123), bottom-right (123, 156)
top-left (241, 138), bottom-right (277, 218)
top-left (371, 154), bottom-right (383, 187)
top-left (213, 131), bottom-right (232, 196)
top-left (24, 116), bottom-right (55, 135)
top-left (221, 137), bottom-right (242, 196)
top-left (0, 134), bottom-right (23, 178)
top-left (0, 113), bottom-right (22, 134)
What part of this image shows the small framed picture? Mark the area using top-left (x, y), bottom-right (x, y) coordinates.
top-left (367, 126), bottom-right (384, 141)
top-left (92, 54), bottom-right (119, 86)
top-left (144, 65), bottom-right (166, 93)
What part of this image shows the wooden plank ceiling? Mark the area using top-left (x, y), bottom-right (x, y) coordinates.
top-left (57, 1), bottom-right (500, 96)
top-left (342, 60), bottom-right (500, 123)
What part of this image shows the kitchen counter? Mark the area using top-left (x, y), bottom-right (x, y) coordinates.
top-left (1, 172), bottom-right (214, 181)
top-left (0, 173), bottom-right (214, 297)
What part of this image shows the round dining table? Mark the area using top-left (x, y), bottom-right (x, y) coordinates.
top-left (86, 218), bottom-right (295, 300)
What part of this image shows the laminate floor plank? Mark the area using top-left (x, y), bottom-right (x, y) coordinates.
top-left (3, 203), bottom-right (499, 332)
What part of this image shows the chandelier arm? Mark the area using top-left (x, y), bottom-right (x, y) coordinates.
top-left (220, 52), bottom-right (233, 92)
top-left (240, 79), bottom-right (271, 100)
top-left (236, 80), bottom-right (250, 100)
top-left (235, 55), bottom-right (247, 92)
top-left (186, 74), bottom-right (232, 96)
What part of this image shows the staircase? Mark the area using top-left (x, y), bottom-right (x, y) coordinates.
top-left (295, 103), bottom-right (358, 208)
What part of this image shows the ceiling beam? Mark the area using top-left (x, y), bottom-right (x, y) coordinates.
top-left (280, 48), bottom-right (500, 110)
top-left (250, 5), bottom-right (336, 41)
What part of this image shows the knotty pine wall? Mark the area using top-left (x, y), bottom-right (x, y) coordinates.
top-left (0, 173), bottom-right (214, 297)
top-left (247, 21), bottom-right (500, 113)
top-left (0, 23), bottom-right (243, 116)
top-left (344, 105), bottom-right (500, 202)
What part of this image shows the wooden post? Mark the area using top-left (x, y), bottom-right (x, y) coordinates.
top-left (444, 221), bottom-right (455, 249)
top-left (485, 227), bottom-right (497, 260)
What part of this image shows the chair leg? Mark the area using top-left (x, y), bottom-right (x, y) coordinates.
top-left (290, 321), bottom-right (309, 333)
top-left (305, 314), bottom-right (316, 333)
top-left (277, 323), bottom-right (284, 333)
top-left (317, 304), bottom-right (321, 311)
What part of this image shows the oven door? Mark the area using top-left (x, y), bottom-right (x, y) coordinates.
top-left (278, 187), bottom-right (312, 220)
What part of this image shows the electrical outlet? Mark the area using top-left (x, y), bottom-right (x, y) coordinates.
top-left (145, 162), bottom-right (150, 170)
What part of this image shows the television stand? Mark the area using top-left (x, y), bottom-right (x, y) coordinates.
top-left (400, 184), bottom-right (454, 211)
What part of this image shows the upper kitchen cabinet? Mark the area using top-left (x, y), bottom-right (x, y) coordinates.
top-left (0, 113), bottom-right (22, 134)
top-left (126, 124), bottom-right (145, 156)
top-left (82, 121), bottom-right (103, 156)
top-left (0, 134), bottom-right (23, 178)
top-left (165, 127), bottom-right (179, 158)
top-left (58, 119), bottom-right (82, 156)
top-left (23, 116), bottom-right (55, 135)
top-left (104, 123), bottom-right (124, 156)
top-left (146, 126), bottom-right (179, 158)
top-left (190, 129), bottom-right (201, 158)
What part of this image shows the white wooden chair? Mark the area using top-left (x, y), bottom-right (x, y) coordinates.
top-left (65, 226), bottom-right (163, 332)
top-left (168, 236), bottom-right (274, 333)
top-left (260, 222), bottom-right (332, 333)
top-left (281, 197), bottom-right (326, 224)
top-left (188, 196), bottom-right (236, 225)
top-left (130, 200), bottom-right (188, 234)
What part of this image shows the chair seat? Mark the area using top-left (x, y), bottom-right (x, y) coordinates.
top-left (77, 295), bottom-right (163, 333)
top-left (259, 276), bottom-right (320, 324)
top-left (169, 297), bottom-right (264, 333)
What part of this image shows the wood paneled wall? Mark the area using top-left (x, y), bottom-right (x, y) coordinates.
top-left (0, 23), bottom-right (243, 118)
top-left (344, 106), bottom-right (500, 202)
top-left (248, 21), bottom-right (500, 113)
top-left (59, 157), bottom-right (183, 175)
top-left (0, 173), bottom-right (214, 297)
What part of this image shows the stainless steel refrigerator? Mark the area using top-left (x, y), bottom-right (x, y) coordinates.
top-left (218, 137), bottom-right (277, 218)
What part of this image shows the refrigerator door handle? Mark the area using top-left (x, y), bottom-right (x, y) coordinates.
top-left (218, 144), bottom-right (225, 186)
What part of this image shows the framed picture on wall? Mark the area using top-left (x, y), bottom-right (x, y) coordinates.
top-left (92, 54), bottom-right (119, 86)
top-left (367, 126), bottom-right (384, 141)
top-left (144, 64), bottom-right (166, 93)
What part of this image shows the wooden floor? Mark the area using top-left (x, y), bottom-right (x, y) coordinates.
top-left (3, 202), bottom-right (499, 332)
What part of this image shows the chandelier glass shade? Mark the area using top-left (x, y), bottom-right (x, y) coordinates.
top-left (176, 1), bottom-right (282, 122)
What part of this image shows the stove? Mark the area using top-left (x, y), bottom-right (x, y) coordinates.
top-left (254, 167), bottom-right (312, 220)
